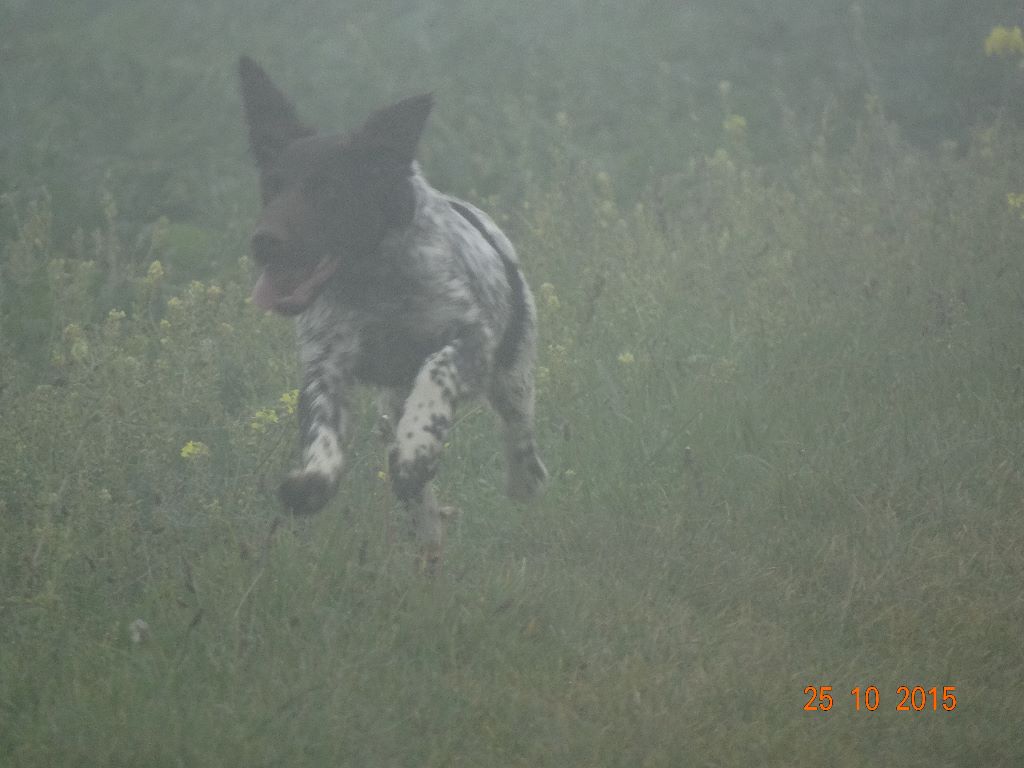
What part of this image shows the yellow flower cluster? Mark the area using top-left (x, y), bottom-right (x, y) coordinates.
top-left (180, 440), bottom-right (210, 459)
top-left (250, 390), bottom-right (299, 432)
top-left (146, 260), bottom-right (165, 283)
top-left (249, 407), bottom-right (279, 433)
top-left (279, 389), bottom-right (299, 415)
top-left (1008, 192), bottom-right (1024, 219)
top-left (985, 26), bottom-right (1024, 57)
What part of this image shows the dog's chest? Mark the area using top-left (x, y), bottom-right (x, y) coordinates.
top-left (341, 278), bottom-right (462, 388)
top-left (352, 316), bottom-right (448, 388)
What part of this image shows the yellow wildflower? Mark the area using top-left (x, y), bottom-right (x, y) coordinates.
top-left (985, 25), bottom-right (1024, 57)
top-left (279, 389), bottom-right (299, 415)
top-left (617, 351), bottom-right (635, 365)
top-left (250, 408), bottom-right (279, 433)
top-left (180, 441), bottom-right (210, 459)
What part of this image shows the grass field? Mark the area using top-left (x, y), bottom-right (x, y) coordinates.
top-left (2, 3), bottom-right (1024, 765)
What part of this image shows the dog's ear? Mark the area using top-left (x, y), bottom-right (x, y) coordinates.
top-left (350, 93), bottom-right (433, 164)
top-left (239, 56), bottom-right (315, 170)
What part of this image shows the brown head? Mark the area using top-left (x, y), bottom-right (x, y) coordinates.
top-left (238, 56), bottom-right (433, 315)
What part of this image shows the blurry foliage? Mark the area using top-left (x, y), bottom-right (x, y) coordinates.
top-left (1, 0), bottom-right (1021, 244)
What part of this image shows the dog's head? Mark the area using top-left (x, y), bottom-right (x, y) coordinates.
top-left (239, 56), bottom-right (432, 315)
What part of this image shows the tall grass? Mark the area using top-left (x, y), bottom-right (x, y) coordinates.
top-left (2, 88), bottom-right (1023, 763)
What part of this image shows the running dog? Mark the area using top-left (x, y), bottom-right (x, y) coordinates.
top-left (239, 57), bottom-right (547, 565)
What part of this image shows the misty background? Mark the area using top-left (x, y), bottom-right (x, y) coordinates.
top-left (2, 1), bottom-right (1023, 765)
top-left (2, 1), bottom-right (1022, 236)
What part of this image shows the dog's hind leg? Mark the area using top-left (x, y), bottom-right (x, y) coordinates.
top-left (490, 369), bottom-right (547, 500)
top-left (489, 310), bottom-right (547, 500)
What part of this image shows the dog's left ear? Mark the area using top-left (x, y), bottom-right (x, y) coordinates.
top-left (350, 93), bottom-right (433, 164)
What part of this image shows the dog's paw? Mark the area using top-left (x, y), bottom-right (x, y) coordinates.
top-left (279, 470), bottom-right (337, 515)
top-left (507, 449), bottom-right (548, 501)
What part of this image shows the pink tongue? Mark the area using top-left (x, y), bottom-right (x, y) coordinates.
top-left (251, 270), bottom-right (278, 310)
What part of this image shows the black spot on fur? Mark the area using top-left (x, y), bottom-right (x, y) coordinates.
top-left (389, 448), bottom-right (435, 502)
top-left (424, 413), bottom-right (450, 441)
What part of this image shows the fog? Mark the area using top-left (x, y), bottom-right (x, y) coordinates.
top-left (1, 1), bottom-right (1021, 764)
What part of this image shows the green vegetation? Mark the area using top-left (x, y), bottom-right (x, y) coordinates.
top-left (2, 2), bottom-right (1024, 765)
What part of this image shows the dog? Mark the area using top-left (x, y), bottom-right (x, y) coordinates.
top-left (238, 57), bottom-right (547, 565)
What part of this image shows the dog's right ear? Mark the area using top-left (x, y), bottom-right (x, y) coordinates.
top-left (239, 56), bottom-right (314, 171)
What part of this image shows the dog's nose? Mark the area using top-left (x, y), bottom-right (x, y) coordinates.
top-left (250, 231), bottom-right (286, 266)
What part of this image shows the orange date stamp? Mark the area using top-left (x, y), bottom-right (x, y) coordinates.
top-left (803, 685), bottom-right (957, 712)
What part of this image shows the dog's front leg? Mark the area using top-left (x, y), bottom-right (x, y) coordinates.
top-left (279, 317), bottom-right (356, 515)
top-left (388, 327), bottom-right (489, 569)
